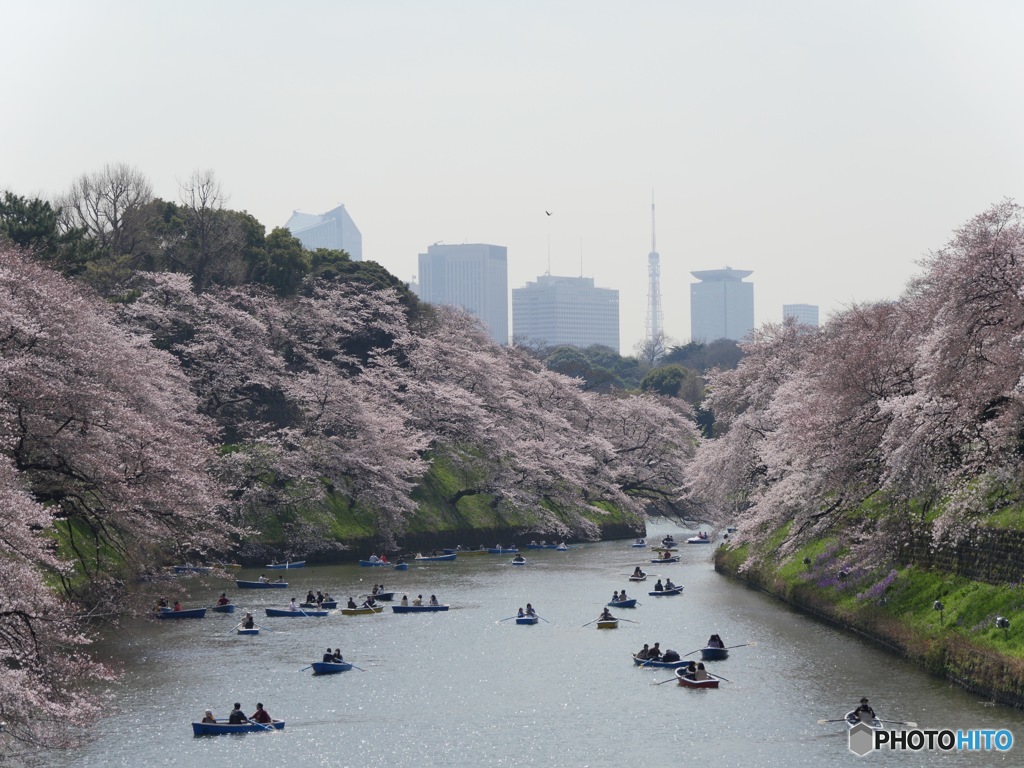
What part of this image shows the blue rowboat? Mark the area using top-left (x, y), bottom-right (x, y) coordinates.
top-left (515, 615), bottom-right (539, 625)
top-left (311, 661), bottom-right (353, 674)
top-left (631, 540), bottom-right (647, 548)
top-left (651, 555), bottom-right (680, 563)
top-left (486, 547), bottom-right (518, 554)
top-left (266, 560), bottom-right (306, 569)
top-left (211, 603), bottom-right (236, 613)
top-left (237, 627), bottom-right (259, 635)
top-left (236, 579), bottom-right (288, 589)
top-left (365, 592), bottom-right (395, 601)
top-left (555, 545), bottom-right (569, 551)
top-left (173, 564), bottom-right (212, 574)
top-left (392, 604), bottom-right (449, 613)
top-left (155, 607), bottom-right (207, 619)
top-left (358, 560), bottom-right (391, 567)
top-left (699, 647), bottom-right (729, 661)
top-left (632, 654), bottom-right (688, 668)
top-left (192, 719), bottom-right (284, 736)
top-left (647, 586), bottom-right (684, 597)
top-left (443, 547), bottom-right (487, 555)
top-left (300, 601), bottom-right (338, 610)
top-left (393, 563), bottom-right (409, 571)
top-left (608, 598), bottom-right (637, 608)
top-left (264, 607), bottom-right (329, 617)
top-left (414, 553), bottom-right (457, 562)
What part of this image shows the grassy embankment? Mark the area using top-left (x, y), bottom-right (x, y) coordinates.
top-left (716, 502), bottom-right (1024, 707)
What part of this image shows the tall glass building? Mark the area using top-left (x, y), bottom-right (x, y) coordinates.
top-left (512, 275), bottom-right (619, 352)
top-left (690, 268), bottom-right (754, 343)
top-left (285, 204), bottom-right (363, 261)
top-left (783, 303), bottom-right (819, 327)
top-left (417, 243), bottom-right (509, 345)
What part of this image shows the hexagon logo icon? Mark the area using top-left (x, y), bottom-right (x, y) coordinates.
top-left (848, 722), bottom-right (876, 757)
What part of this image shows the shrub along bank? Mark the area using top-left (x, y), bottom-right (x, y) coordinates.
top-left (715, 533), bottom-right (1024, 708)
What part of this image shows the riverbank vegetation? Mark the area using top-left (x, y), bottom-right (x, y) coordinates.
top-left (694, 201), bottom-right (1024, 702)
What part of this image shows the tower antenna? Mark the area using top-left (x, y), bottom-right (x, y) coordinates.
top-left (645, 191), bottom-right (664, 340)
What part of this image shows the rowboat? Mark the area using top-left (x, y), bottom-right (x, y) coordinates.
top-left (651, 555), bottom-right (680, 563)
top-left (155, 607), bottom-right (207, 619)
top-left (596, 618), bottom-right (619, 629)
top-left (311, 660), bottom-right (353, 674)
top-left (555, 544), bottom-right (569, 551)
top-left (628, 574), bottom-right (647, 582)
top-left (237, 627), bottom-right (259, 635)
top-left (414, 553), bottom-right (457, 562)
top-left (515, 615), bottom-right (539, 625)
top-left (236, 579), bottom-right (288, 589)
top-left (631, 539), bottom-right (647, 548)
top-left (366, 591), bottom-right (395, 601)
top-left (443, 547), bottom-right (487, 555)
top-left (300, 601), bottom-right (338, 610)
top-left (215, 561), bottom-right (242, 570)
top-left (192, 719), bottom-right (284, 736)
top-left (264, 607), bottom-right (329, 617)
top-left (358, 560), bottom-right (391, 567)
top-left (510, 558), bottom-right (527, 565)
top-left (211, 603), bottom-right (236, 613)
top-left (341, 605), bottom-right (384, 615)
top-left (675, 669), bottom-right (719, 688)
top-left (266, 560), bottom-right (306, 569)
top-left (647, 586), bottom-right (684, 596)
top-left (173, 564), bottom-right (212, 574)
top-left (700, 646), bottom-right (729, 661)
top-left (392, 604), bottom-right (450, 613)
top-left (845, 711), bottom-right (883, 730)
top-left (632, 654), bottom-right (688, 668)
top-left (650, 546), bottom-right (679, 553)
top-left (608, 598), bottom-right (637, 608)
top-left (487, 547), bottom-right (519, 554)
top-left (393, 563), bottom-right (409, 571)
top-left (686, 536), bottom-right (712, 544)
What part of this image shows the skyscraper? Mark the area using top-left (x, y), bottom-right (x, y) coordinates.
top-left (417, 243), bottom-right (509, 345)
top-left (690, 268), bottom-right (754, 343)
top-left (512, 275), bottom-right (619, 352)
top-left (285, 204), bottom-right (363, 261)
top-left (783, 303), bottom-right (819, 327)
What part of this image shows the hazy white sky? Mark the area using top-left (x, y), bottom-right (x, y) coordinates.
top-left (3, 1), bottom-right (1023, 352)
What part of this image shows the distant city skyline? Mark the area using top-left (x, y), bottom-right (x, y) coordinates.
top-left (4, 3), bottom-right (1023, 353)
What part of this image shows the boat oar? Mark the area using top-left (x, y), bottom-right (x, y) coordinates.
top-left (248, 718), bottom-right (275, 732)
top-left (681, 647), bottom-right (705, 657)
top-left (349, 663), bottom-right (368, 672)
top-left (817, 719), bottom-right (848, 724)
top-left (881, 720), bottom-right (918, 727)
top-left (534, 614), bottom-right (550, 623)
top-left (723, 642), bottom-right (756, 650)
top-left (618, 618), bottom-right (640, 624)
top-left (298, 665), bottom-right (313, 672)
top-left (651, 676), bottom-right (677, 685)
top-left (581, 619), bottom-right (599, 627)
top-left (707, 672), bottom-right (731, 682)
top-left (496, 615), bottom-right (520, 623)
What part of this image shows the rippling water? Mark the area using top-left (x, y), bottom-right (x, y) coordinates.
top-left (49, 523), bottom-right (1024, 767)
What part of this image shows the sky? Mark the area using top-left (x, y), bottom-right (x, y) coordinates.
top-left (3, 1), bottom-right (1024, 353)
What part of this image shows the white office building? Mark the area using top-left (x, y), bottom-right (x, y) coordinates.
top-left (285, 204), bottom-right (363, 261)
top-left (417, 243), bottom-right (509, 345)
top-left (783, 303), bottom-right (819, 327)
top-left (690, 268), bottom-right (755, 343)
top-left (512, 275), bottom-right (619, 352)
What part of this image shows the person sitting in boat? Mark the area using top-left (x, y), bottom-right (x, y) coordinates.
top-left (242, 613), bottom-right (255, 629)
top-left (202, 709), bottom-right (216, 724)
top-left (648, 642), bottom-right (662, 660)
top-left (664, 578), bottom-right (676, 590)
top-left (653, 579), bottom-right (664, 592)
top-left (347, 597), bottom-right (358, 609)
top-left (322, 592), bottom-right (333, 604)
top-left (599, 607), bottom-right (615, 621)
top-left (157, 597), bottom-right (169, 609)
top-left (172, 601), bottom-right (183, 612)
top-left (529, 540), bottom-right (538, 546)
top-left (368, 553), bottom-right (380, 563)
top-left (305, 590), bottom-right (315, 603)
top-left (371, 585), bottom-right (380, 596)
top-left (288, 598), bottom-right (299, 612)
top-left (332, 649), bottom-right (343, 662)
top-left (401, 594), bottom-right (409, 606)
top-left (612, 590), bottom-right (620, 603)
top-left (526, 603), bottom-right (536, 616)
top-left (274, 576), bottom-right (285, 583)
top-left (228, 703), bottom-right (246, 724)
top-left (512, 554), bottom-right (525, 563)
top-left (257, 574), bottom-right (268, 583)
top-left (694, 663), bottom-right (709, 681)
top-left (322, 647), bottom-right (335, 663)
top-left (685, 661), bottom-right (697, 675)
top-left (636, 643), bottom-right (650, 660)
top-left (429, 594), bottom-right (440, 606)
top-left (662, 648), bottom-right (681, 663)
top-left (706, 634), bottom-right (724, 648)
top-left (632, 566), bottom-right (645, 578)
top-left (316, 591), bottom-right (325, 605)
top-left (620, 589), bottom-right (628, 600)
top-left (361, 597), bottom-right (376, 608)
top-left (217, 593), bottom-right (230, 606)
top-left (413, 595), bottom-right (423, 606)
top-left (854, 698), bottom-right (876, 722)
top-left (379, 554), bottom-right (389, 564)
top-left (250, 703), bottom-right (272, 724)
top-left (661, 550), bottom-right (674, 560)
top-left (396, 556), bottom-right (406, 565)
top-left (518, 607), bottom-right (525, 617)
